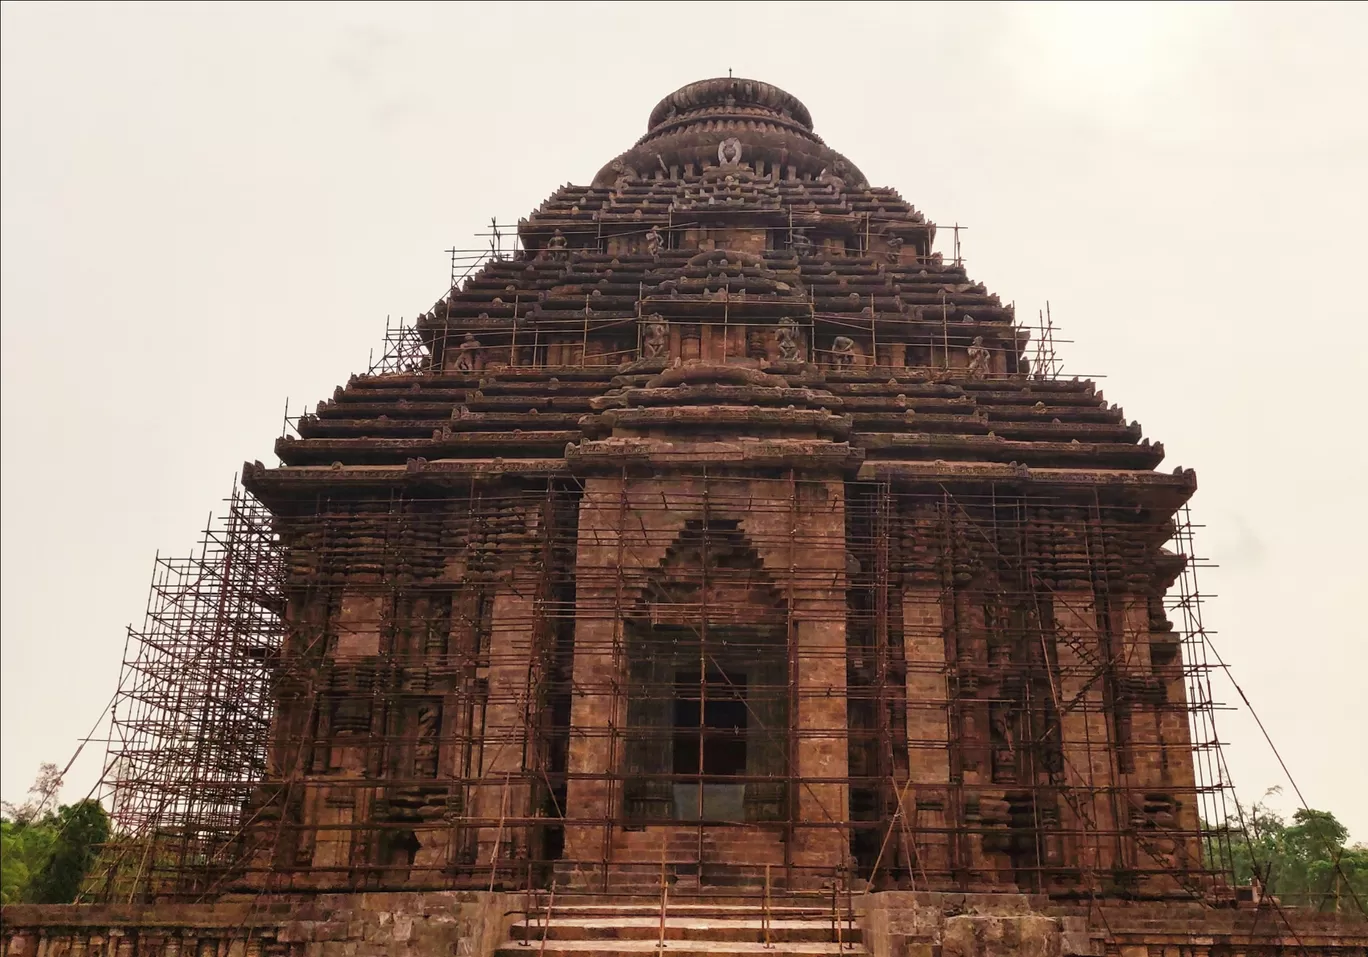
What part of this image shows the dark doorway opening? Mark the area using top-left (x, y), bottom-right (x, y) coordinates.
top-left (673, 671), bottom-right (747, 777)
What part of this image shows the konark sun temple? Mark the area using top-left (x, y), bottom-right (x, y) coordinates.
top-left (4, 77), bottom-right (1365, 957)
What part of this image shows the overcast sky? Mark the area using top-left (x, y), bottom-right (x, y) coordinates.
top-left (3, 2), bottom-right (1365, 840)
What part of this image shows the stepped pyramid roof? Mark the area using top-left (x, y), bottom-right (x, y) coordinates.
top-left (248, 78), bottom-right (1192, 511)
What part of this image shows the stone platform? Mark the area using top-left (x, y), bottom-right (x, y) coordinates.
top-left (5, 892), bottom-right (1367, 957)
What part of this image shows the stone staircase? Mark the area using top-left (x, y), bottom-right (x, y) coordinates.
top-left (609, 825), bottom-right (788, 891)
top-left (498, 895), bottom-right (866, 956)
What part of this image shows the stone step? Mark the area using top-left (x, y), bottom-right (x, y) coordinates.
top-left (533, 891), bottom-right (851, 908)
top-left (495, 943), bottom-right (864, 956)
top-left (512, 916), bottom-right (862, 945)
top-left (534, 904), bottom-right (848, 919)
top-left (531, 893), bottom-right (852, 910)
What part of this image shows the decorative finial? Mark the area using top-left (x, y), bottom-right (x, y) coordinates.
top-left (728, 67), bottom-right (732, 78)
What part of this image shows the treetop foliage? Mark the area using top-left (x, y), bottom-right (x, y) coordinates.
top-left (1208, 788), bottom-right (1368, 915)
top-left (1, 764), bottom-right (111, 905)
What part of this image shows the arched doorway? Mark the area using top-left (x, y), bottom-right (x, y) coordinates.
top-left (619, 519), bottom-right (790, 880)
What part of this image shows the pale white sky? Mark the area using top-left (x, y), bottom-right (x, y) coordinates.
top-left (2, 2), bottom-right (1365, 838)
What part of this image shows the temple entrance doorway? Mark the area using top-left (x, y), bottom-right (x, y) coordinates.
top-left (622, 630), bottom-right (788, 827)
top-left (614, 517), bottom-right (793, 885)
top-left (672, 669), bottom-right (748, 822)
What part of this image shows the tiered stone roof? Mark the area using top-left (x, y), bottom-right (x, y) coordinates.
top-left (248, 77), bottom-right (1192, 508)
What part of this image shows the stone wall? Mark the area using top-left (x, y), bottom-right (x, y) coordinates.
top-left (859, 892), bottom-right (1368, 957)
top-left (1, 893), bottom-right (516, 957)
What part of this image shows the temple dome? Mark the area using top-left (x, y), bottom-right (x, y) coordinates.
top-left (644, 77), bottom-right (816, 139)
top-left (592, 76), bottom-right (868, 189)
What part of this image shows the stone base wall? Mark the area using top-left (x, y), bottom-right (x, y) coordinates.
top-left (6, 892), bottom-right (1365, 957)
top-left (860, 892), bottom-right (1368, 957)
top-left (0, 893), bottom-right (516, 957)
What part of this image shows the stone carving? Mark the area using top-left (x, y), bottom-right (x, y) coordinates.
top-left (414, 702), bottom-right (441, 778)
top-left (610, 159), bottom-right (637, 189)
top-left (644, 224), bottom-right (663, 257)
top-left (546, 229), bottom-right (569, 262)
top-left (452, 333), bottom-right (482, 373)
top-left (776, 316), bottom-right (803, 362)
top-left (791, 228), bottom-right (813, 258)
top-left (331, 696), bottom-right (371, 735)
top-left (818, 160), bottom-right (848, 191)
top-left (966, 335), bottom-right (991, 379)
top-left (991, 704), bottom-right (1017, 783)
top-left (717, 137), bottom-right (742, 166)
top-left (640, 314), bottom-right (669, 359)
top-left (830, 335), bottom-right (856, 368)
top-left (885, 235), bottom-right (904, 263)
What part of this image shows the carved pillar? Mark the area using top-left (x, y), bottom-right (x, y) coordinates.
top-left (901, 583), bottom-right (951, 883)
top-left (472, 573), bottom-right (540, 872)
top-left (563, 477), bottom-right (638, 876)
top-left (788, 480), bottom-right (849, 882)
top-left (1052, 588), bottom-right (1120, 886)
top-left (1116, 591), bottom-right (1197, 889)
top-left (303, 587), bottom-right (385, 884)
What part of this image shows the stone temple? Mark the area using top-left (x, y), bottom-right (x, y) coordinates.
top-left (4, 77), bottom-right (1365, 956)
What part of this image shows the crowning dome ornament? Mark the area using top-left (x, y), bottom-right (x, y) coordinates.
top-left (717, 137), bottom-right (742, 166)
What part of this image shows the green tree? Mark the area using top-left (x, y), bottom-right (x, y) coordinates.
top-left (1209, 789), bottom-right (1368, 914)
top-left (1, 818), bottom-right (57, 904)
top-left (25, 800), bottom-right (111, 904)
top-left (1, 764), bottom-right (112, 905)
top-left (2, 763), bottom-right (65, 904)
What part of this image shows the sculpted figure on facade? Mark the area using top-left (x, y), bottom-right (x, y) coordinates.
top-left (885, 234), bottom-right (904, 263)
top-left (414, 701), bottom-right (441, 778)
top-left (830, 335), bottom-right (856, 368)
top-left (776, 316), bottom-right (803, 362)
top-left (610, 159), bottom-right (637, 190)
top-left (644, 224), bottom-right (663, 258)
top-left (790, 228), bottom-right (813, 258)
top-left (453, 333), bottom-right (482, 373)
top-left (717, 136), bottom-right (742, 166)
top-left (818, 160), bottom-right (848, 192)
top-left (990, 704), bottom-right (1017, 783)
top-left (640, 315), bottom-right (669, 359)
top-left (966, 335), bottom-right (991, 379)
top-left (546, 229), bottom-right (569, 262)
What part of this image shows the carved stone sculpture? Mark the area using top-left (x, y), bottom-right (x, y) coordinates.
top-left (644, 224), bottom-right (663, 257)
top-left (966, 335), bottom-right (991, 379)
top-left (830, 335), bottom-right (856, 368)
top-left (818, 160), bottom-right (848, 192)
top-left (990, 704), bottom-right (1017, 783)
top-left (885, 235), bottom-right (904, 263)
top-left (414, 702), bottom-right (441, 778)
top-left (717, 136), bottom-right (742, 166)
top-left (640, 315), bottom-right (669, 359)
top-left (453, 333), bottom-right (482, 373)
top-left (776, 316), bottom-right (803, 362)
top-left (546, 229), bottom-right (569, 262)
top-left (791, 228), bottom-right (813, 258)
top-left (610, 159), bottom-right (637, 189)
